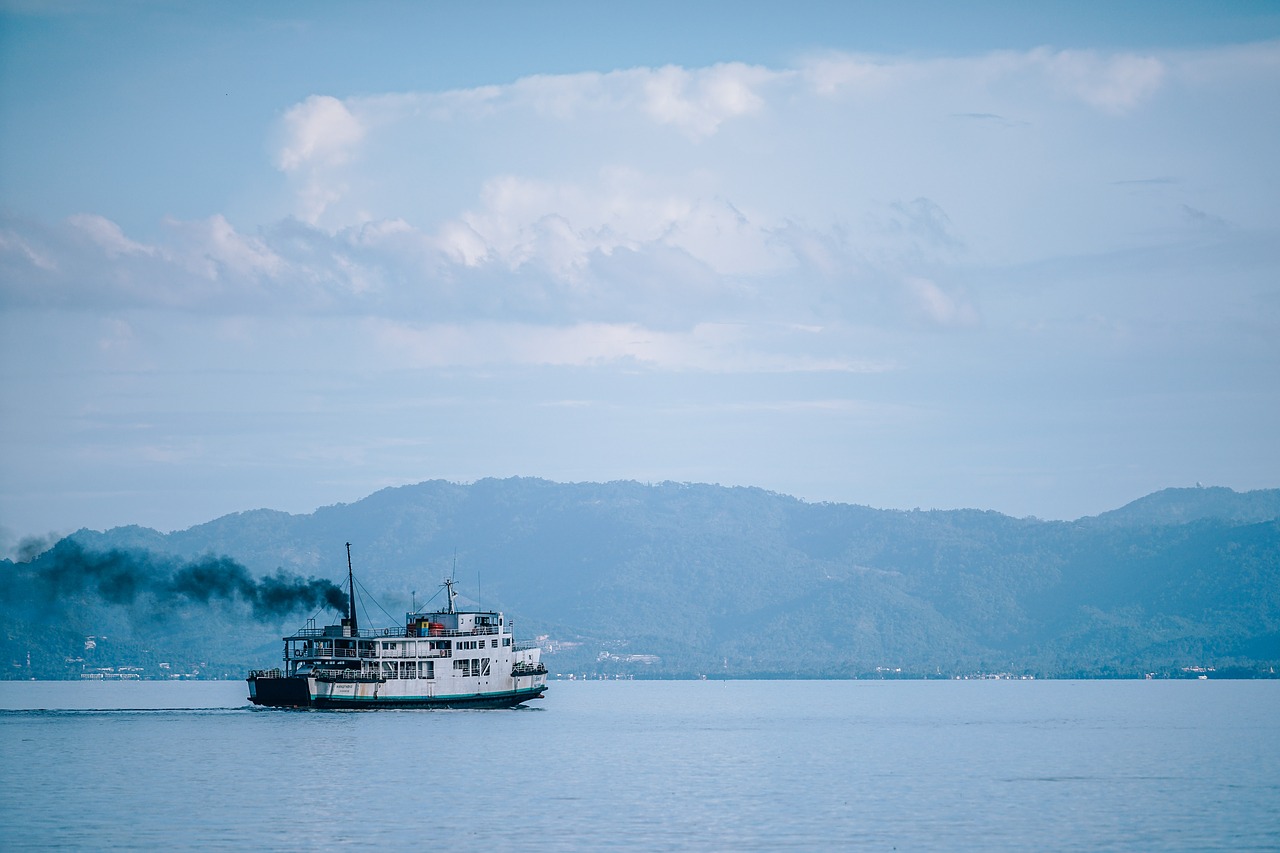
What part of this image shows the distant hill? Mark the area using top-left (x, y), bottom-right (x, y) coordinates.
top-left (4, 480), bottom-right (1278, 679)
top-left (1088, 486), bottom-right (1280, 527)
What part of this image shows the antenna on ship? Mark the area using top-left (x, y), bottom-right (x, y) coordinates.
top-left (345, 542), bottom-right (358, 635)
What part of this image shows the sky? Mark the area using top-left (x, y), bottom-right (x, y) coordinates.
top-left (2, 1), bottom-right (1278, 543)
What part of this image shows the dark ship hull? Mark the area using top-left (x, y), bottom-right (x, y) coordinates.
top-left (248, 672), bottom-right (547, 710)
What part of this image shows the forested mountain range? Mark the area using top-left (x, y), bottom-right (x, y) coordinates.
top-left (4, 480), bottom-right (1278, 679)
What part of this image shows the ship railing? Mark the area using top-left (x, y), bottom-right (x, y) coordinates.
top-left (283, 626), bottom-right (406, 640)
top-left (513, 642), bottom-right (541, 652)
top-left (284, 645), bottom-right (376, 655)
top-left (383, 648), bottom-right (454, 658)
top-left (407, 626), bottom-right (500, 638)
top-left (290, 648), bottom-right (362, 659)
top-left (286, 625), bottom-right (501, 640)
top-left (289, 647), bottom-right (454, 661)
top-left (248, 668), bottom-right (283, 679)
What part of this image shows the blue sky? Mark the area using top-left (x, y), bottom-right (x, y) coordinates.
top-left (2, 1), bottom-right (1278, 543)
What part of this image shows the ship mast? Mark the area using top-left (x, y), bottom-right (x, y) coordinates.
top-left (345, 542), bottom-right (358, 634)
top-left (444, 550), bottom-right (458, 614)
top-left (443, 576), bottom-right (457, 614)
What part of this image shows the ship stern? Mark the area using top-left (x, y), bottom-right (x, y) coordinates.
top-left (247, 671), bottom-right (314, 708)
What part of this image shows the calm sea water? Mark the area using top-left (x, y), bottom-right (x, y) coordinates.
top-left (1, 679), bottom-right (1277, 851)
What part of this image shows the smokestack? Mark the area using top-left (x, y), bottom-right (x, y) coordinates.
top-left (345, 542), bottom-right (358, 636)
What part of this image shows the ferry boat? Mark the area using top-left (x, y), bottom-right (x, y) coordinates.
top-left (247, 545), bottom-right (547, 709)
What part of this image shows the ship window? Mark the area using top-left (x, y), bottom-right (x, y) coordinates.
top-left (503, 638), bottom-right (511, 647)
top-left (481, 658), bottom-right (491, 676)
top-left (421, 661), bottom-right (434, 679)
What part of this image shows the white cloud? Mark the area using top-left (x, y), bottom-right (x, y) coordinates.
top-left (373, 63), bottom-right (778, 138)
top-left (1033, 48), bottom-right (1165, 113)
top-left (366, 318), bottom-right (890, 374)
top-left (164, 214), bottom-right (284, 281)
top-left (903, 277), bottom-right (979, 328)
top-left (0, 226), bottom-right (58, 272)
top-left (799, 46), bottom-right (1167, 114)
top-left (275, 94), bottom-right (366, 223)
top-left (4, 43), bottom-right (1275, 334)
top-left (96, 317), bottom-right (137, 353)
top-left (640, 62), bottom-right (773, 139)
top-left (800, 54), bottom-right (904, 97)
top-left (68, 214), bottom-right (156, 258)
top-left (431, 170), bottom-right (794, 286)
top-left (266, 43), bottom-right (1231, 277)
top-left (436, 219), bottom-right (490, 267)
top-left (2, 214), bottom-right (299, 310)
top-left (276, 94), bottom-right (365, 172)
top-left (512, 71), bottom-right (613, 120)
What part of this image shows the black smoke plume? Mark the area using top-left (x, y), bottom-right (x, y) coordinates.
top-left (24, 539), bottom-right (347, 619)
